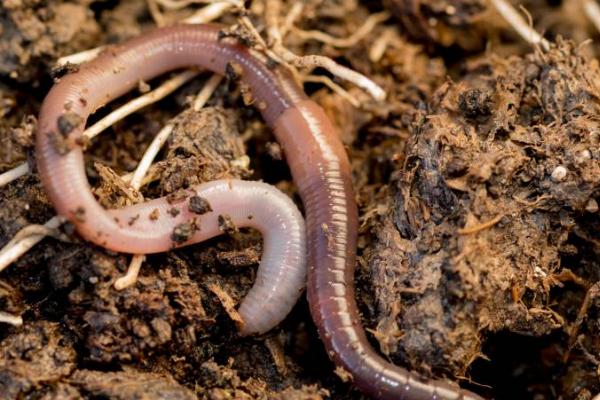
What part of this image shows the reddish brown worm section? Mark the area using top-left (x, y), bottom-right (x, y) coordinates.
top-left (36, 24), bottom-right (484, 400)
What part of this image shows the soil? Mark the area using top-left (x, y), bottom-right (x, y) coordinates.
top-left (0, 0), bottom-right (598, 399)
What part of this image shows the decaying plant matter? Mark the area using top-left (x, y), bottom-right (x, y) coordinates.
top-left (368, 38), bottom-right (600, 398)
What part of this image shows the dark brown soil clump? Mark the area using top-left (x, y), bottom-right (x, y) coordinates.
top-left (367, 39), bottom-right (600, 397)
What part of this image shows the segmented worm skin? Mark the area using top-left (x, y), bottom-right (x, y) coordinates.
top-left (115, 179), bottom-right (306, 336)
top-left (36, 24), bottom-right (484, 399)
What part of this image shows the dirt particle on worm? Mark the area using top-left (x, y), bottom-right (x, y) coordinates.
top-left (168, 207), bottom-right (180, 217)
top-left (50, 62), bottom-right (80, 80)
top-left (188, 196), bottom-right (212, 215)
top-left (171, 221), bottom-right (198, 244)
top-left (218, 27), bottom-right (255, 47)
top-left (74, 135), bottom-right (90, 148)
top-left (217, 246), bottom-right (261, 268)
top-left (225, 62), bottom-right (243, 82)
top-left (73, 207), bottom-right (85, 222)
top-left (48, 131), bottom-right (71, 155)
top-left (57, 112), bottom-right (83, 136)
top-left (128, 214), bottom-right (140, 226)
top-left (149, 208), bottom-right (160, 220)
top-left (218, 214), bottom-right (238, 236)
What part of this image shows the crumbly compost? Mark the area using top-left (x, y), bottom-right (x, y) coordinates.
top-left (367, 39), bottom-right (600, 398)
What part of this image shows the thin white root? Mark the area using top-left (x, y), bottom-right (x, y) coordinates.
top-left (279, 3), bottom-right (304, 38)
top-left (129, 124), bottom-right (175, 190)
top-left (286, 51), bottom-right (386, 101)
top-left (304, 75), bottom-right (360, 108)
top-left (193, 73), bottom-right (223, 111)
top-left (490, 0), bottom-right (550, 51)
top-left (264, 0), bottom-right (283, 44)
top-left (0, 216), bottom-right (64, 273)
top-left (239, 16), bottom-right (386, 102)
top-left (265, 1), bottom-right (303, 45)
top-left (583, 0), bottom-right (600, 34)
top-left (114, 254), bottom-right (145, 290)
top-left (84, 70), bottom-right (200, 140)
top-left (0, 162), bottom-right (29, 188)
top-left (115, 127), bottom-right (175, 291)
top-left (55, 46), bottom-right (106, 67)
top-left (10, 224), bottom-right (58, 243)
top-left (292, 11), bottom-right (390, 48)
top-left (0, 311), bottom-right (23, 326)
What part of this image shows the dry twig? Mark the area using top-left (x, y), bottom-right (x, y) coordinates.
top-left (157, 0), bottom-right (242, 10)
top-left (152, 0), bottom-right (242, 25)
top-left (183, 1), bottom-right (236, 23)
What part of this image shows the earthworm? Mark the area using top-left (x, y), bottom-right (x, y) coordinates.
top-left (36, 24), bottom-right (484, 399)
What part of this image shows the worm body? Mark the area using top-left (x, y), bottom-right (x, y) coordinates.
top-left (114, 179), bottom-right (306, 336)
top-left (36, 24), bottom-right (484, 399)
